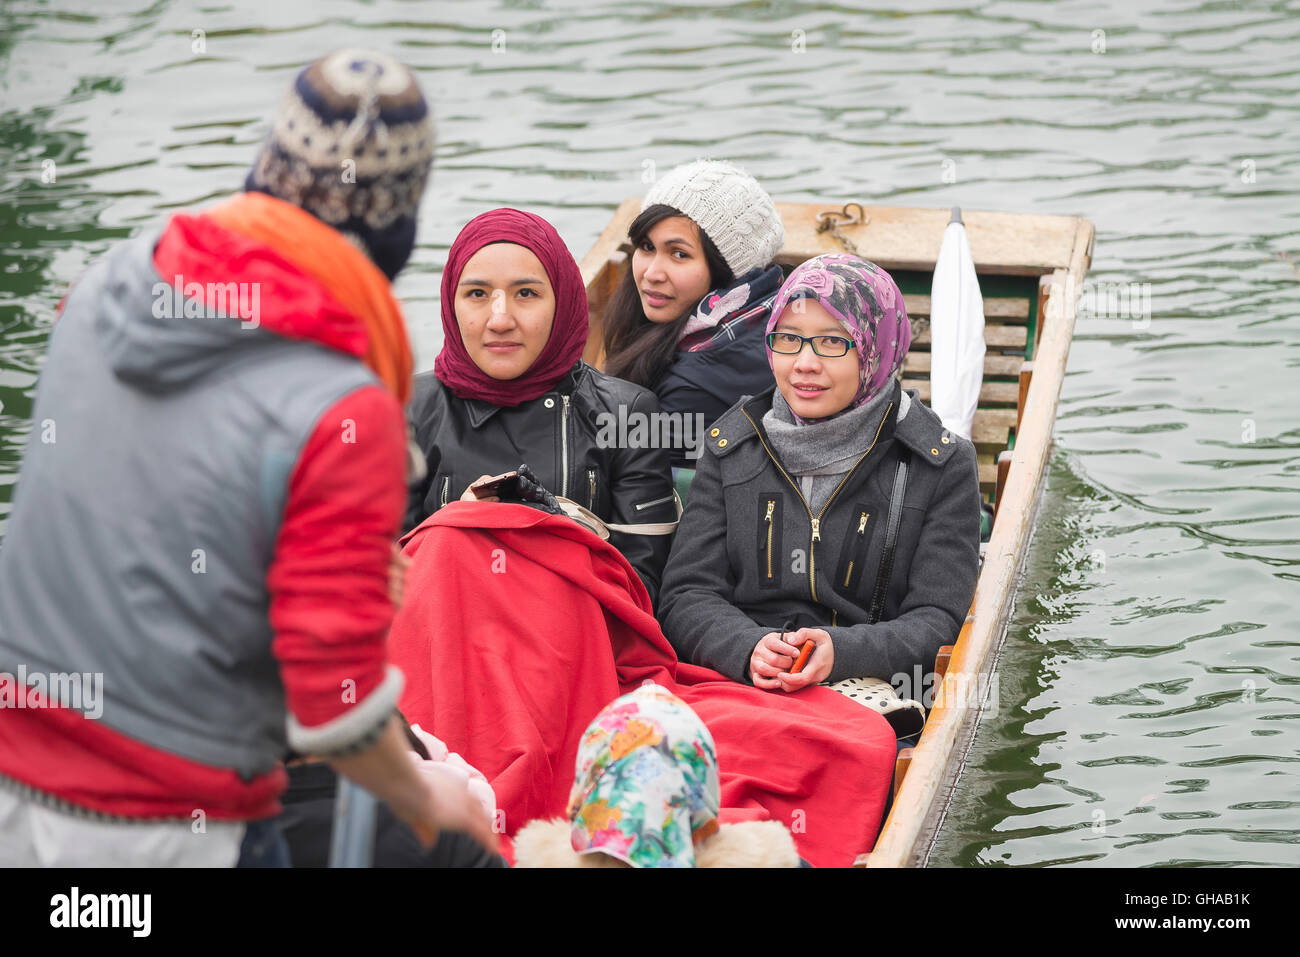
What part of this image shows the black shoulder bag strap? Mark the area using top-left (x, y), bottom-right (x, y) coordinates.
top-left (867, 453), bottom-right (910, 624)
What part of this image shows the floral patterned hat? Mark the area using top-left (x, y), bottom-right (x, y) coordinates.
top-left (566, 683), bottom-right (720, 868)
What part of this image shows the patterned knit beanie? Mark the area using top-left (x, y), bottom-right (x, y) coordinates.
top-left (245, 49), bottom-right (435, 281)
top-left (641, 160), bottom-right (784, 277)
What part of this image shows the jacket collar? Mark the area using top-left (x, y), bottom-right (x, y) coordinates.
top-left (892, 387), bottom-right (963, 467)
top-left (462, 361), bottom-right (587, 428)
top-left (706, 378), bottom-right (962, 468)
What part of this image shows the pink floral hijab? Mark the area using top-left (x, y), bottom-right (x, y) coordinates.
top-left (764, 253), bottom-right (911, 422)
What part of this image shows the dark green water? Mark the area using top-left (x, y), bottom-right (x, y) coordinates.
top-left (1, 0), bottom-right (1296, 865)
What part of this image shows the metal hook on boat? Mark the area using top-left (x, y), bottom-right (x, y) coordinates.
top-left (816, 202), bottom-right (869, 254)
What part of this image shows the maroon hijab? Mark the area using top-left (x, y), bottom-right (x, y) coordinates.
top-left (433, 208), bottom-right (589, 406)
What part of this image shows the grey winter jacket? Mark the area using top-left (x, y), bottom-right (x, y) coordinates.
top-left (0, 229), bottom-right (393, 779)
top-left (657, 379), bottom-right (981, 686)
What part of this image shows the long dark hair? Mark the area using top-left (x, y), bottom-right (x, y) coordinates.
top-left (601, 204), bottom-right (734, 388)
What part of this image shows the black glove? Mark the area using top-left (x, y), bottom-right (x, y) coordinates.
top-left (504, 463), bottom-right (563, 516)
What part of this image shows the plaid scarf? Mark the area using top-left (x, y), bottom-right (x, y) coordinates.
top-left (676, 264), bottom-right (783, 354)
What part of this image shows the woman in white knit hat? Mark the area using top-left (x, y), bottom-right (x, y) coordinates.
top-left (600, 160), bottom-right (785, 469)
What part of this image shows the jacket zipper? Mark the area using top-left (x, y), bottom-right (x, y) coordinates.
top-left (588, 468), bottom-right (597, 510)
top-left (440, 475), bottom-right (450, 508)
top-left (741, 402), bottom-right (893, 604)
top-left (844, 511), bottom-right (870, 587)
top-left (764, 500), bottom-right (775, 580)
top-left (560, 394), bottom-right (570, 498)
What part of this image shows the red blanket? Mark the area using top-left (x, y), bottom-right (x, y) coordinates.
top-left (389, 502), bottom-right (896, 867)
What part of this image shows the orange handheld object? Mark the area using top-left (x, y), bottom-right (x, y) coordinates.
top-left (791, 638), bottom-right (815, 674)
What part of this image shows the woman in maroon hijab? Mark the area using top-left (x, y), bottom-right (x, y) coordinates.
top-left (405, 207), bottom-right (679, 602)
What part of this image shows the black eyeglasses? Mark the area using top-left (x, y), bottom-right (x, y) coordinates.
top-left (766, 331), bottom-right (854, 358)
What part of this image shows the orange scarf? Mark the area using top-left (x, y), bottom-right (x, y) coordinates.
top-left (206, 191), bottom-right (413, 404)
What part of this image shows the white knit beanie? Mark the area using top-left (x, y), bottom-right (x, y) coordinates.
top-left (641, 160), bottom-right (785, 278)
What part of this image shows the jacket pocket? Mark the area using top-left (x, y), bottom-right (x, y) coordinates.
top-left (757, 492), bottom-right (784, 590)
top-left (834, 501), bottom-right (876, 598)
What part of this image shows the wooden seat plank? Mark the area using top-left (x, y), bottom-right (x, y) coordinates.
top-left (903, 353), bottom-right (1023, 378)
top-left (902, 379), bottom-right (1019, 406)
top-left (910, 323), bottom-right (1026, 350)
top-left (902, 294), bottom-right (1030, 321)
top-left (971, 408), bottom-right (1017, 448)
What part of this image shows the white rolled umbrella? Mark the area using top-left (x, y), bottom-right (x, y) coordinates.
top-left (927, 207), bottom-right (985, 441)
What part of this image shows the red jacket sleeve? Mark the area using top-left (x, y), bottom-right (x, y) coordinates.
top-left (268, 383), bottom-right (408, 755)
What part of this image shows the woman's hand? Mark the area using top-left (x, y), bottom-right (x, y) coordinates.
top-left (750, 630), bottom-right (803, 690)
top-left (749, 628), bottom-right (834, 693)
top-left (461, 475), bottom-right (498, 502)
top-left (775, 628), bottom-right (834, 692)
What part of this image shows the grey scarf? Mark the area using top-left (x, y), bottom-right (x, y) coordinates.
top-left (761, 385), bottom-right (909, 513)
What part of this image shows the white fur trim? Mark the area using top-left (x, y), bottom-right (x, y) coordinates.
top-left (513, 820), bottom-right (629, 868)
top-left (512, 818), bottom-right (800, 868)
top-left (285, 664), bottom-right (403, 755)
top-left (695, 821), bottom-right (801, 868)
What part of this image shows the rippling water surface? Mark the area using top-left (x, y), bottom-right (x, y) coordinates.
top-left (1, 0), bottom-right (1297, 866)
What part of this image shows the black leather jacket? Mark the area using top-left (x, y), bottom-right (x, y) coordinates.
top-left (404, 362), bottom-right (679, 605)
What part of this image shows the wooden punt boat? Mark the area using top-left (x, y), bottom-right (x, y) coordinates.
top-left (578, 199), bottom-right (1094, 867)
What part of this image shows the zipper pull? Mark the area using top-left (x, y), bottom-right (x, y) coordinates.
top-left (810, 517), bottom-right (821, 542)
top-left (765, 501), bottom-right (775, 523)
top-left (858, 512), bottom-right (869, 534)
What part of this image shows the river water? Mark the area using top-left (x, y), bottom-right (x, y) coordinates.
top-left (1, 0), bottom-right (1296, 866)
